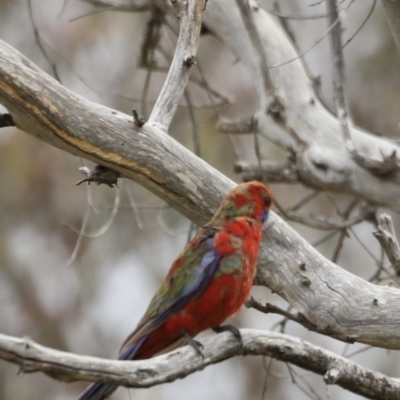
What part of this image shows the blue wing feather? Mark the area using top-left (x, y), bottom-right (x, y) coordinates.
top-left (119, 233), bottom-right (221, 355)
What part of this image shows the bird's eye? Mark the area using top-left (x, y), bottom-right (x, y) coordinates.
top-left (263, 196), bottom-right (271, 206)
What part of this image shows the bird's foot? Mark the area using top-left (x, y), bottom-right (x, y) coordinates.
top-left (183, 330), bottom-right (204, 359)
top-left (213, 325), bottom-right (242, 347)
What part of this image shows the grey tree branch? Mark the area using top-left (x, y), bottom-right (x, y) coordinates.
top-left (373, 214), bottom-right (400, 277)
top-left (326, 0), bottom-right (353, 155)
top-left (381, 0), bottom-right (400, 53)
top-left (2, 1), bottom-right (400, 398)
top-left (1, 330), bottom-right (400, 399)
top-left (80, 0), bottom-right (154, 12)
top-left (217, 117), bottom-right (255, 134)
top-left (204, 0), bottom-right (400, 208)
top-left (325, 0), bottom-right (397, 176)
top-left (235, 0), bottom-right (276, 100)
top-left (234, 158), bottom-right (299, 183)
top-left (2, 34), bottom-right (400, 350)
top-left (148, 0), bottom-right (205, 130)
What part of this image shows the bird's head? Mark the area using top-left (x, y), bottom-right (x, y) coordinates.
top-left (213, 181), bottom-right (274, 225)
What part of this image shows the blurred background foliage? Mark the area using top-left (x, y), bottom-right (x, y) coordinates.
top-left (0, 0), bottom-right (399, 399)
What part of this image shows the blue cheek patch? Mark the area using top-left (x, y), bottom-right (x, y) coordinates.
top-left (261, 210), bottom-right (269, 224)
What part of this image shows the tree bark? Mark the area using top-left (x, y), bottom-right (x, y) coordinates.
top-left (1, 0), bottom-right (400, 397)
top-left (1, 330), bottom-right (400, 400)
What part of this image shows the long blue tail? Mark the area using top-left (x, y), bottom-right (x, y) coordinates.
top-left (76, 337), bottom-right (146, 400)
top-left (76, 381), bottom-right (118, 400)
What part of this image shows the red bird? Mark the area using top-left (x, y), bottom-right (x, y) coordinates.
top-left (77, 181), bottom-right (273, 400)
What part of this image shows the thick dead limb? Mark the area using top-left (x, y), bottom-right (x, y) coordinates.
top-left (204, 0), bottom-right (400, 209)
top-left (1, 330), bottom-right (400, 399)
top-left (2, 38), bottom-right (400, 348)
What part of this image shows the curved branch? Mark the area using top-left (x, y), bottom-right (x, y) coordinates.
top-left (204, 0), bottom-right (400, 210)
top-left (1, 330), bottom-right (400, 399)
top-left (2, 37), bottom-right (400, 349)
top-left (148, 0), bottom-right (205, 129)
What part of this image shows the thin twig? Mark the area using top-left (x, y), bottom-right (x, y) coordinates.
top-left (340, 0), bottom-right (376, 51)
top-left (330, 197), bottom-right (359, 262)
top-left (325, 0), bottom-right (397, 175)
top-left (373, 214), bottom-right (400, 277)
top-left (326, 0), bottom-right (352, 148)
top-left (312, 230), bottom-right (339, 248)
top-left (63, 201), bottom-right (91, 267)
top-left (27, 0), bottom-right (61, 81)
top-left (261, 356), bottom-right (273, 400)
top-left (274, 198), bottom-right (365, 231)
top-left (125, 183), bottom-right (145, 230)
top-left (287, 363), bottom-right (323, 400)
top-left (80, 0), bottom-right (154, 12)
top-left (245, 297), bottom-right (317, 332)
top-left (287, 191), bottom-right (320, 212)
top-left (184, 89), bottom-right (201, 156)
top-left (235, 0), bottom-right (276, 97)
top-left (64, 186), bottom-right (120, 238)
top-left (148, 0), bottom-right (206, 129)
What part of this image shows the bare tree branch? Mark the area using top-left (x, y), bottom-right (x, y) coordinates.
top-left (3, 36), bottom-right (400, 349)
top-left (80, 0), bottom-right (154, 12)
top-left (217, 117), bottom-right (255, 134)
top-left (326, 0), bottom-right (397, 176)
top-left (148, 0), bottom-right (205, 130)
top-left (1, 330), bottom-right (400, 399)
top-left (381, 0), bottom-right (400, 53)
top-left (326, 0), bottom-right (353, 160)
top-left (2, 2), bottom-right (400, 398)
top-left (204, 0), bottom-right (400, 209)
top-left (234, 158), bottom-right (299, 183)
top-left (235, 0), bottom-right (276, 99)
top-left (373, 214), bottom-right (400, 277)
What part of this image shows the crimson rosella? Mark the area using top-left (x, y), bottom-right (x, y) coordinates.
top-left (77, 180), bottom-right (274, 400)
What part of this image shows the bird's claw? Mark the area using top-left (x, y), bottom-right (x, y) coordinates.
top-left (183, 330), bottom-right (204, 359)
top-left (213, 325), bottom-right (243, 347)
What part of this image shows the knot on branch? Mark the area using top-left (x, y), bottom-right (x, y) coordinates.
top-left (76, 165), bottom-right (120, 188)
top-left (267, 96), bottom-right (285, 123)
top-left (350, 147), bottom-right (400, 176)
top-left (0, 113), bottom-right (15, 128)
top-left (183, 55), bottom-right (196, 67)
top-left (132, 110), bottom-right (146, 127)
top-left (324, 367), bottom-right (342, 384)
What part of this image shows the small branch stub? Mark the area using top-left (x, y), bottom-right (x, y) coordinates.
top-left (132, 110), bottom-right (145, 127)
top-left (0, 113), bottom-right (15, 128)
top-left (184, 55), bottom-right (196, 67)
top-left (245, 297), bottom-right (317, 332)
top-left (324, 367), bottom-right (342, 384)
top-left (267, 96), bottom-right (285, 123)
top-left (76, 165), bottom-right (120, 187)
